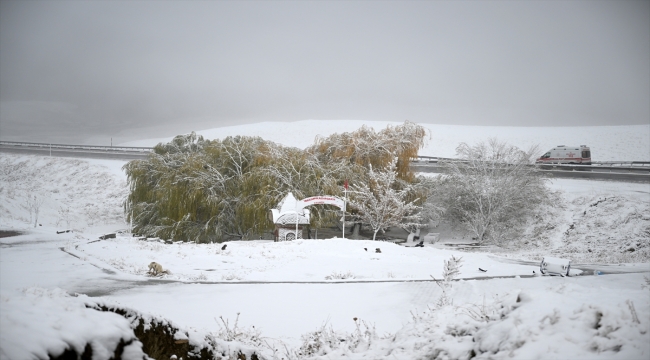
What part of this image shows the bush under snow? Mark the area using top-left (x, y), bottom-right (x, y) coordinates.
top-left (295, 274), bottom-right (650, 360)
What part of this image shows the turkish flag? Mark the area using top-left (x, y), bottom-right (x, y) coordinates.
top-left (344, 179), bottom-right (348, 189)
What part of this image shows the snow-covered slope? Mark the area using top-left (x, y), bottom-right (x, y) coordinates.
top-left (121, 120), bottom-right (650, 161)
top-left (0, 155), bottom-right (127, 233)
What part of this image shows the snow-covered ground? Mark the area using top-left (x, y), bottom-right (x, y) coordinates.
top-left (1, 121), bottom-right (649, 359)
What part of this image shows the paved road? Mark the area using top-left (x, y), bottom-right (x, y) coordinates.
top-left (0, 144), bottom-right (148, 160)
top-left (412, 164), bottom-right (650, 183)
top-left (0, 144), bottom-right (650, 183)
top-left (3, 142), bottom-right (648, 182)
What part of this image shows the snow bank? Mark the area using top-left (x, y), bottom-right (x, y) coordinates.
top-left (476, 179), bottom-right (650, 264)
top-left (299, 274), bottom-right (650, 360)
top-left (560, 194), bottom-right (650, 263)
top-left (0, 286), bottom-right (265, 360)
top-left (0, 287), bottom-right (146, 359)
top-left (87, 298), bottom-right (264, 360)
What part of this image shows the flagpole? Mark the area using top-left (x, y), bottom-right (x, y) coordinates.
top-left (342, 180), bottom-right (347, 239)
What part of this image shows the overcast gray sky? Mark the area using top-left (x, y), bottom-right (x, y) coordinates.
top-left (1, 0), bottom-right (648, 144)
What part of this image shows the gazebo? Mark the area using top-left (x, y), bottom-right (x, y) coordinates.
top-left (269, 192), bottom-right (310, 241)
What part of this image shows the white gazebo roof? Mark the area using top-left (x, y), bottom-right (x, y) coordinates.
top-left (271, 192), bottom-right (310, 225)
top-left (278, 192), bottom-right (298, 214)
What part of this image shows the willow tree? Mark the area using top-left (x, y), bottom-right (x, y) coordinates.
top-left (308, 121), bottom-right (428, 181)
top-left (123, 132), bottom-right (233, 242)
top-left (123, 133), bottom-right (348, 242)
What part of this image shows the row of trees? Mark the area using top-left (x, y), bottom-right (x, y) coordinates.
top-left (124, 121), bottom-right (552, 245)
top-left (345, 138), bottom-right (552, 243)
top-left (123, 122), bottom-right (428, 242)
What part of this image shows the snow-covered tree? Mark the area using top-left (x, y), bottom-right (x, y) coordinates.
top-left (430, 138), bottom-right (551, 244)
top-left (123, 122), bottom-right (430, 243)
top-left (124, 133), bottom-right (259, 242)
top-left (349, 158), bottom-right (422, 240)
top-left (27, 194), bottom-right (46, 228)
top-left (124, 133), bottom-right (348, 242)
top-left (309, 121), bottom-right (428, 182)
top-left (253, 145), bottom-right (349, 229)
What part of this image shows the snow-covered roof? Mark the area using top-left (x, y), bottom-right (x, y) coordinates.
top-left (277, 192), bottom-right (298, 213)
top-left (271, 192), bottom-right (310, 225)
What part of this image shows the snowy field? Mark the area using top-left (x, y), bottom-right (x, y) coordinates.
top-left (121, 120), bottom-right (650, 161)
top-left (1, 121), bottom-right (649, 359)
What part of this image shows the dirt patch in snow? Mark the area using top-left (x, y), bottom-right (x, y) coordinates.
top-left (0, 230), bottom-right (23, 238)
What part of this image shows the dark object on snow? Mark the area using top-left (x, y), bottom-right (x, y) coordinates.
top-left (221, 244), bottom-right (227, 250)
top-left (375, 248), bottom-right (382, 253)
top-left (414, 240), bottom-right (424, 247)
top-left (479, 268), bottom-right (487, 272)
top-left (56, 230), bottom-right (71, 234)
top-left (364, 248), bottom-right (367, 251)
top-left (99, 233), bottom-right (116, 240)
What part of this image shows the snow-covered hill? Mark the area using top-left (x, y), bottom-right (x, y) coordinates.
top-left (0, 155), bottom-right (127, 233)
top-left (121, 120), bottom-right (650, 161)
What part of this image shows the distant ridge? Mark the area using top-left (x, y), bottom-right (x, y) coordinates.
top-left (119, 120), bottom-right (650, 162)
